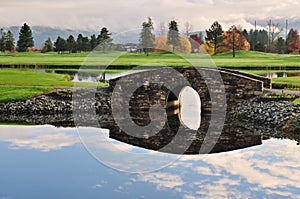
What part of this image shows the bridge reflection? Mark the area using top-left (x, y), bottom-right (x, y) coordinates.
top-left (99, 109), bottom-right (262, 154)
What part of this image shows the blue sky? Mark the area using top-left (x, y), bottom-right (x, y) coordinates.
top-left (0, 0), bottom-right (299, 32)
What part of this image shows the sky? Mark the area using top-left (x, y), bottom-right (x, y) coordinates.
top-left (1, 0), bottom-right (300, 32)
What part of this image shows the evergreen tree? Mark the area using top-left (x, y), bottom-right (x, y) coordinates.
top-left (90, 34), bottom-right (97, 50)
top-left (76, 34), bottom-right (85, 52)
top-left (6, 30), bottom-right (15, 52)
top-left (66, 35), bottom-right (76, 53)
top-left (167, 20), bottom-right (180, 52)
top-left (0, 29), bottom-right (6, 52)
top-left (17, 23), bottom-right (34, 52)
top-left (275, 37), bottom-right (285, 54)
top-left (205, 21), bottom-right (224, 55)
top-left (82, 36), bottom-right (91, 51)
top-left (249, 29), bottom-right (268, 52)
top-left (54, 36), bottom-right (67, 52)
top-left (97, 27), bottom-right (112, 51)
top-left (256, 30), bottom-right (268, 50)
top-left (242, 29), bottom-right (249, 42)
top-left (41, 38), bottom-right (53, 53)
top-left (139, 17), bottom-right (155, 56)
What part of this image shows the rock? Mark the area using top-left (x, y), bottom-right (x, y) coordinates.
top-left (232, 98), bottom-right (300, 136)
top-left (0, 88), bottom-right (112, 115)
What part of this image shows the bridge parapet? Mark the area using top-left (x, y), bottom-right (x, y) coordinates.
top-left (109, 67), bottom-right (264, 113)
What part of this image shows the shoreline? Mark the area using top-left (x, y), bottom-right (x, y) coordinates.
top-left (0, 89), bottom-right (299, 138)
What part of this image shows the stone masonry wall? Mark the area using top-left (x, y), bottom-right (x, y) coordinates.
top-left (109, 67), bottom-right (264, 114)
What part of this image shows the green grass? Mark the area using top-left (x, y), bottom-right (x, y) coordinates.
top-left (1, 50), bottom-right (300, 102)
top-left (272, 76), bottom-right (300, 89)
top-left (0, 87), bottom-right (52, 103)
top-left (1, 51), bottom-right (300, 67)
top-left (0, 69), bottom-right (73, 86)
top-left (0, 51), bottom-right (89, 66)
top-left (0, 69), bottom-right (104, 87)
top-left (0, 121), bottom-right (34, 125)
top-left (0, 69), bottom-right (105, 102)
top-left (212, 51), bottom-right (300, 67)
top-left (294, 98), bottom-right (300, 106)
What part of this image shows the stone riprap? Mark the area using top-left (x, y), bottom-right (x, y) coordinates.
top-left (232, 99), bottom-right (300, 137)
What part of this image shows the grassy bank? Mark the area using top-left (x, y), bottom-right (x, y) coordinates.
top-left (272, 77), bottom-right (300, 89)
top-left (0, 69), bottom-right (103, 103)
top-left (0, 87), bottom-right (52, 103)
top-left (1, 50), bottom-right (300, 103)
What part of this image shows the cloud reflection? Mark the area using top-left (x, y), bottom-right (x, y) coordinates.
top-left (1, 125), bottom-right (300, 197)
top-left (137, 139), bottom-right (300, 198)
top-left (0, 125), bottom-right (79, 152)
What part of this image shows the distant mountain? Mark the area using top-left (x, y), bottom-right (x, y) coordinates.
top-left (246, 18), bottom-right (300, 34)
top-left (6, 26), bottom-right (141, 49)
top-left (8, 26), bottom-right (98, 48)
top-left (5, 25), bottom-right (207, 49)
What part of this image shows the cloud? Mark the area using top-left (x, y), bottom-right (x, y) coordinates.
top-left (138, 172), bottom-right (184, 189)
top-left (0, 125), bottom-right (79, 152)
top-left (1, 0), bottom-right (300, 31)
top-left (134, 139), bottom-right (300, 198)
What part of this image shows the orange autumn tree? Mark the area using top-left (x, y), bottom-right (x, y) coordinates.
top-left (177, 37), bottom-right (192, 54)
top-left (287, 29), bottom-right (300, 53)
top-left (219, 25), bottom-right (250, 57)
top-left (154, 35), bottom-right (191, 53)
top-left (153, 35), bottom-right (171, 52)
top-left (200, 41), bottom-right (214, 55)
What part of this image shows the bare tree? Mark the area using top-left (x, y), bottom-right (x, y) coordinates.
top-left (158, 22), bottom-right (166, 36)
top-left (267, 20), bottom-right (282, 51)
top-left (183, 22), bottom-right (193, 37)
top-left (237, 25), bottom-right (243, 50)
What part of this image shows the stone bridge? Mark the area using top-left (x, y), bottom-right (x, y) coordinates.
top-left (109, 67), bottom-right (271, 114)
top-left (99, 67), bottom-right (270, 154)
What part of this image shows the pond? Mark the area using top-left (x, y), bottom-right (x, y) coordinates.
top-left (0, 125), bottom-right (299, 198)
top-left (1, 90), bottom-right (300, 198)
top-left (265, 72), bottom-right (300, 78)
top-left (33, 69), bottom-right (145, 82)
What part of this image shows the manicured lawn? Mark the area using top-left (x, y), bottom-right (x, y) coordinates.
top-left (0, 87), bottom-right (52, 103)
top-left (0, 69), bottom-right (103, 87)
top-left (272, 76), bottom-right (300, 89)
top-left (1, 50), bottom-right (300, 67)
top-left (1, 51), bottom-right (300, 102)
top-left (212, 51), bottom-right (300, 67)
top-left (0, 52), bottom-right (89, 66)
top-left (0, 69), bottom-right (104, 102)
top-left (0, 69), bottom-right (72, 86)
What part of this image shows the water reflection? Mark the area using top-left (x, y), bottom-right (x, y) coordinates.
top-left (0, 125), bottom-right (299, 198)
top-left (0, 125), bottom-right (79, 152)
top-left (179, 86), bottom-right (201, 130)
top-left (73, 71), bottom-right (138, 82)
top-left (33, 69), bottom-right (140, 82)
top-left (265, 72), bottom-right (300, 78)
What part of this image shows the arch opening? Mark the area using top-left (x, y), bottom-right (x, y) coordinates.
top-left (179, 86), bottom-right (201, 130)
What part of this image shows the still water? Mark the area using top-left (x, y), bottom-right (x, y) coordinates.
top-left (0, 125), bottom-right (300, 199)
top-left (1, 85), bottom-right (300, 198)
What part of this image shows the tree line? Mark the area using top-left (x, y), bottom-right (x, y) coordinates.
top-left (44, 27), bottom-right (113, 53)
top-left (204, 21), bottom-right (300, 56)
top-left (1, 20), bottom-right (300, 56)
top-left (0, 23), bottom-right (113, 53)
top-left (140, 18), bottom-right (300, 56)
